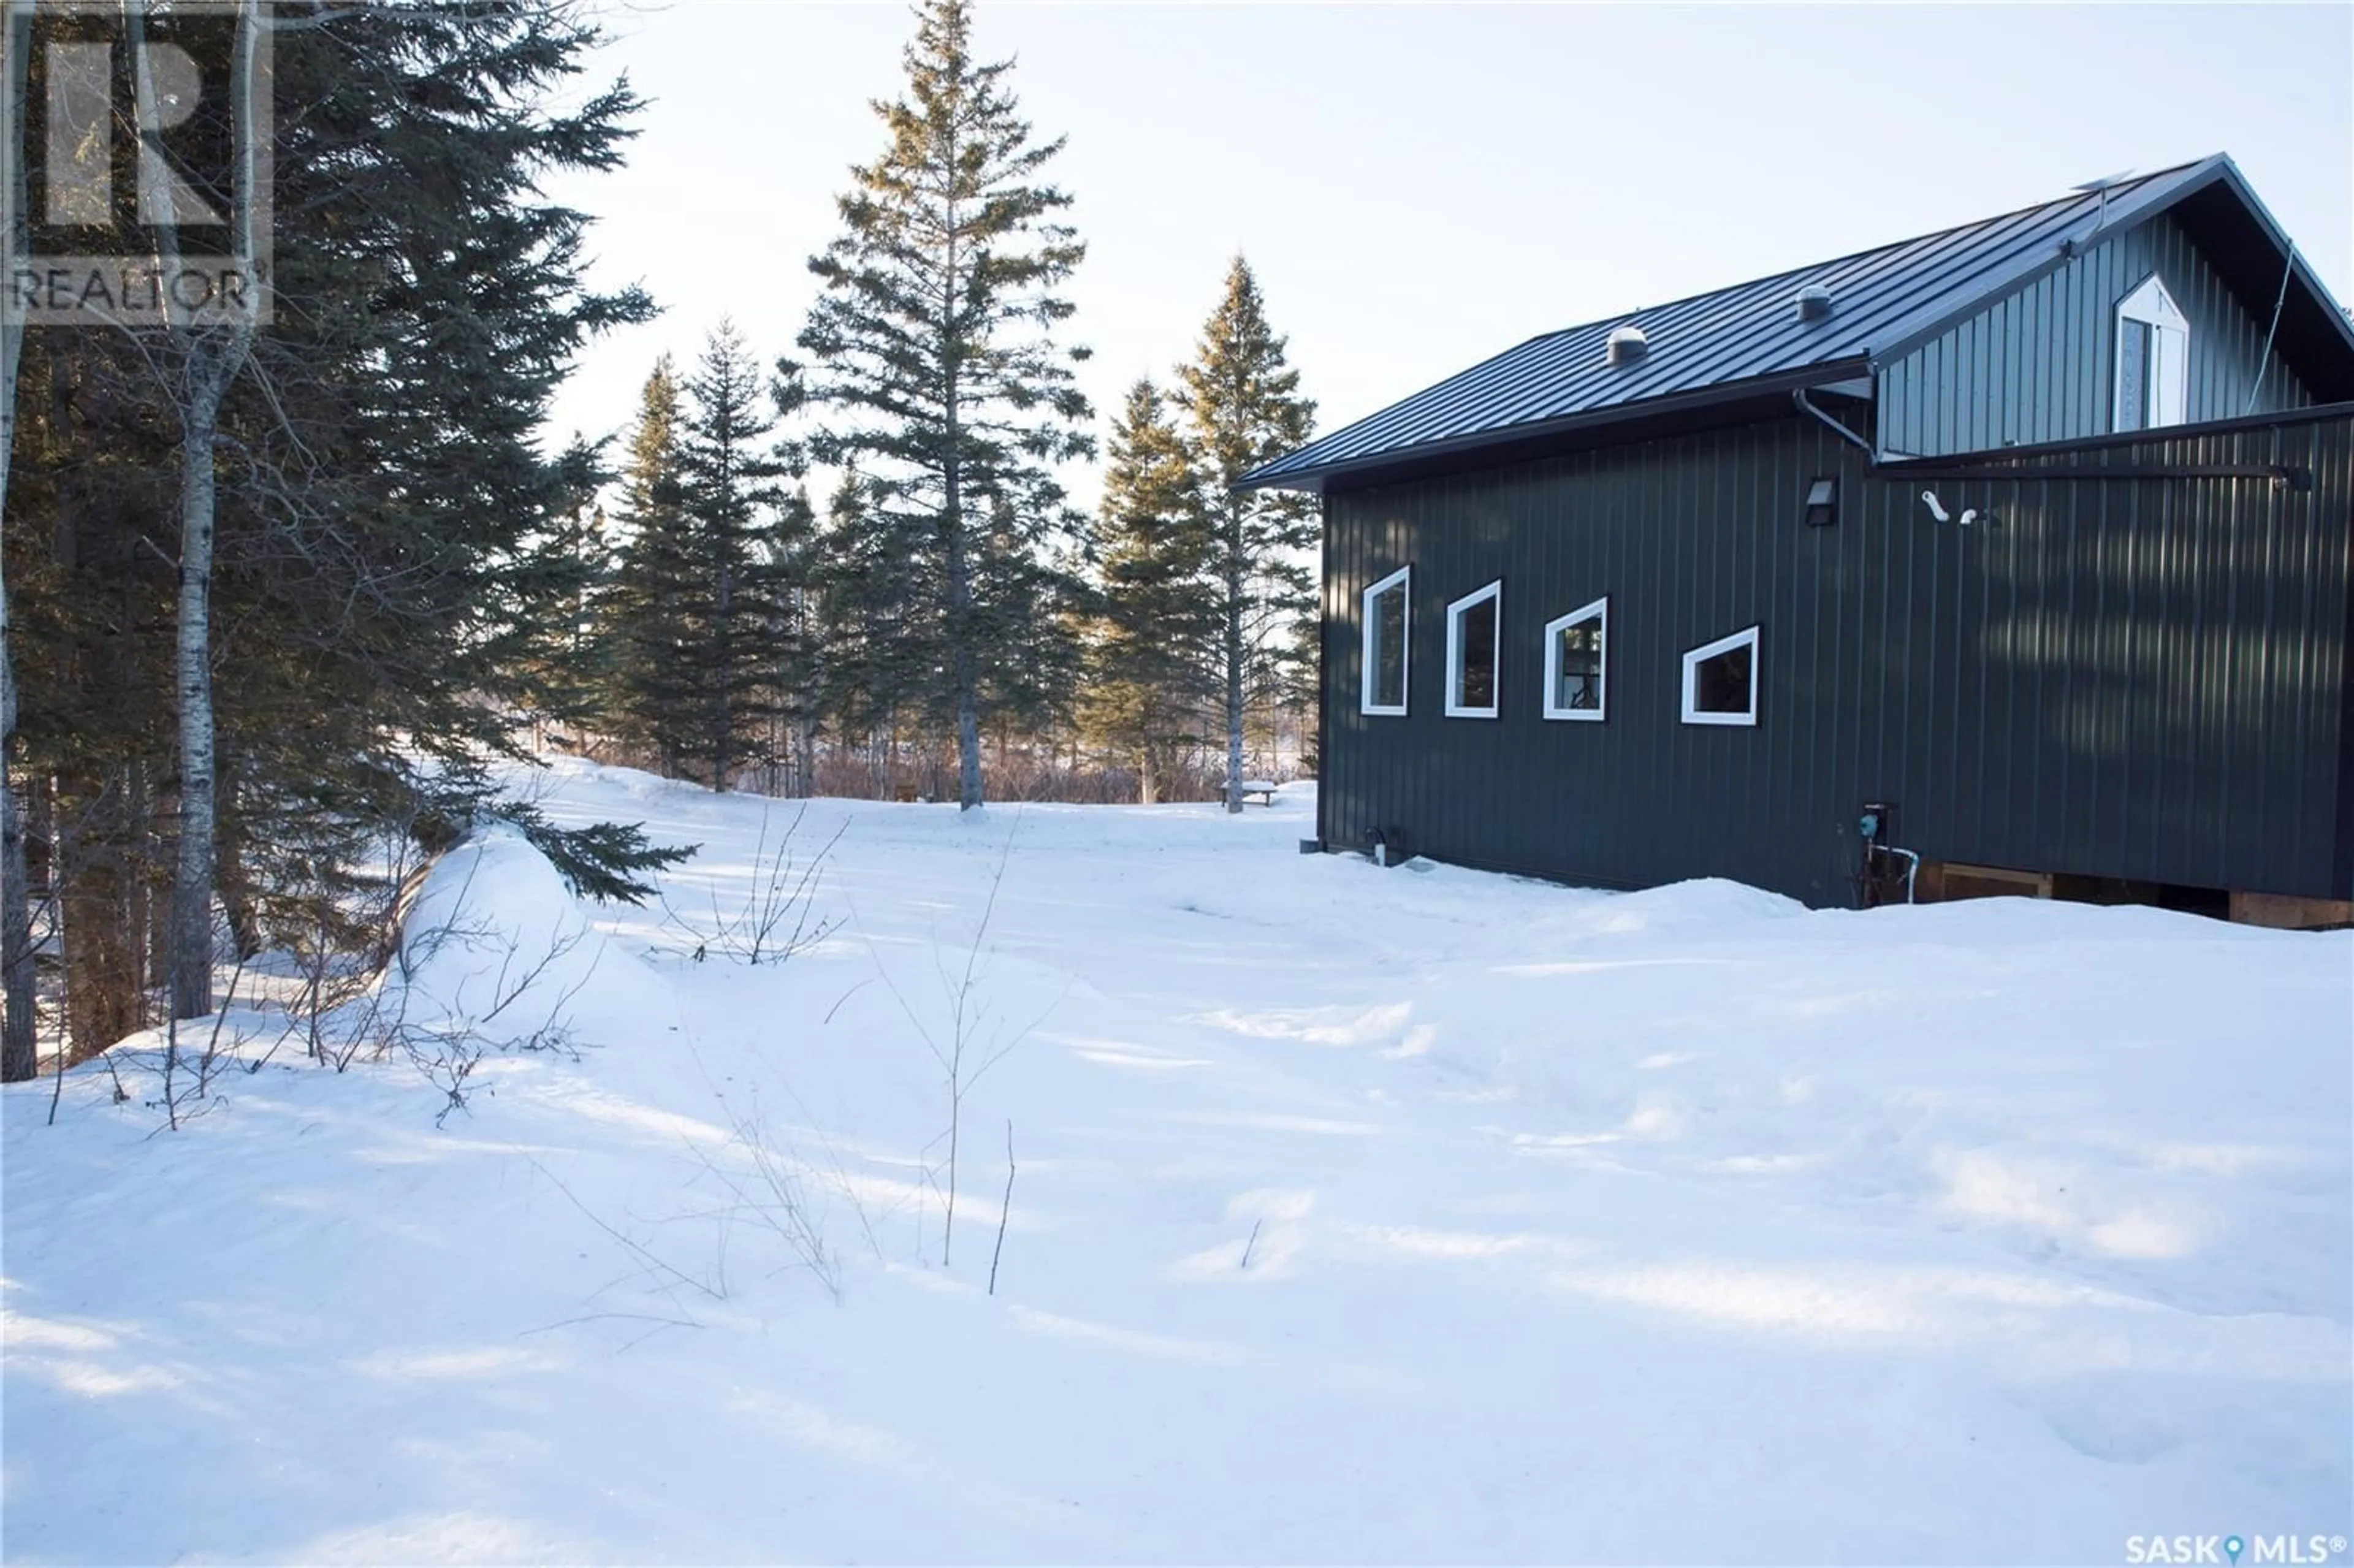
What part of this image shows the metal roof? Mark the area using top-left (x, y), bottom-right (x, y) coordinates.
top-left (1238, 154), bottom-right (2350, 492)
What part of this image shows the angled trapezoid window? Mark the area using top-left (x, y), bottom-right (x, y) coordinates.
top-left (1542, 596), bottom-right (1608, 721)
top-left (1445, 579), bottom-right (1502, 719)
top-left (1681, 625), bottom-right (1759, 727)
top-left (1361, 566), bottom-right (1411, 716)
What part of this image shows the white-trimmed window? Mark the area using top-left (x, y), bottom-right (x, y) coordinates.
top-left (1681, 625), bottom-right (1759, 726)
top-left (1360, 566), bottom-right (1411, 716)
top-left (1542, 596), bottom-right (1608, 721)
top-left (1444, 580), bottom-right (1502, 719)
top-left (2114, 275), bottom-right (2188, 433)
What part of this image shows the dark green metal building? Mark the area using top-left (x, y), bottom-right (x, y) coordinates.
top-left (1242, 156), bottom-right (2354, 915)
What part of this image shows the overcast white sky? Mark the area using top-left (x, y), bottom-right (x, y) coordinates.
top-left (541, 2), bottom-right (2354, 502)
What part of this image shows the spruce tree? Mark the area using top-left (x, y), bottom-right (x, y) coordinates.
top-left (671, 322), bottom-right (798, 791)
top-left (200, 1), bottom-right (651, 1005)
top-left (1176, 257), bottom-right (1318, 813)
top-left (603, 357), bottom-right (699, 775)
top-left (213, 0), bottom-right (656, 915)
top-left (1084, 380), bottom-right (1217, 802)
top-left (789, 0), bottom-right (1092, 810)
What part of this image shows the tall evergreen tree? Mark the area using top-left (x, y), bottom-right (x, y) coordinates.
top-left (1176, 257), bottom-right (1318, 813)
top-left (671, 322), bottom-right (799, 791)
top-left (207, 0), bottom-right (655, 934)
top-left (603, 358), bottom-right (697, 773)
top-left (1084, 380), bottom-right (1216, 802)
top-left (788, 0), bottom-right (1093, 811)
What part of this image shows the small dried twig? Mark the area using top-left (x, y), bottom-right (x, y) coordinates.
top-left (531, 1157), bottom-right (723, 1304)
top-left (988, 1119), bottom-right (1014, 1297)
top-left (196, 953), bottom-right (249, 1095)
top-left (517, 1311), bottom-right (706, 1341)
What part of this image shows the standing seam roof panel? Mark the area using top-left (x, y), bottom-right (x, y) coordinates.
top-left (1243, 161), bottom-right (2279, 485)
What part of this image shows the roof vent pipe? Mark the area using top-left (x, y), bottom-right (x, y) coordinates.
top-left (1606, 325), bottom-right (1649, 367)
top-left (1795, 285), bottom-right (1834, 323)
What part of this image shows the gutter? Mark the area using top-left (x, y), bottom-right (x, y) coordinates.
top-left (1235, 357), bottom-right (1875, 494)
top-left (1873, 400), bottom-right (2354, 489)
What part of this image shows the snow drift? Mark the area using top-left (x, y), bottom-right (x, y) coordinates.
top-left (5, 758), bottom-right (2346, 1564)
top-left (390, 824), bottom-right (655, 1052)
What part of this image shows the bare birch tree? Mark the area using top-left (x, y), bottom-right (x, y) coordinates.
top-left (2, 0), bottom-right (36, 1079)
top-left (121, 0), bottom-right (264, 1019)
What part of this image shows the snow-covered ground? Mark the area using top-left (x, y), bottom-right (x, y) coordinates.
top-left (6, 758), bottom-right (2350, 1564)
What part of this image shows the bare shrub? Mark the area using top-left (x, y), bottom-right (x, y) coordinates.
top-left (682, 1095), bottom-right (847, 1301)
top-left (659, 802), bottom-right (840, 965)
top-left (861, 813), bottom-right (1064, 1269)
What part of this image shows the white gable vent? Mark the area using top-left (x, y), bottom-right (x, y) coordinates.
top-left (1606, 325), bottom-right (1650, 367)
top-left (1795, 285), bottom-right (1835, 323)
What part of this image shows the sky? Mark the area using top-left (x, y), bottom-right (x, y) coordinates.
top-left (540, 2), bottom-right (2354, 505)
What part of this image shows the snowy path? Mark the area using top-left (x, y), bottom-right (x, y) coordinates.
top-left (6, 759), bottom-right (2349, 1563)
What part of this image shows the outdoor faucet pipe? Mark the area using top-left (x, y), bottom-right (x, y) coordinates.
top-left (1883, 846), bottom-right (1921, 905)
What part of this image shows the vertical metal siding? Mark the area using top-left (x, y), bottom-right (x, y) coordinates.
top-left (1318, 414), bottom-right (2354, 905)
top-left (1878, 213), bottom-right (2316, 457)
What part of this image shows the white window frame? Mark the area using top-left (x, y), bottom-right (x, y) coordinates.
top-left (1541, 595), bottom-right (1609, 722)
top-left (1360, 565), bottom-right (1411, 717)
top-left (1680, 625), bottom-right (1760, 728)
top-left (1444, 579), bottom-right (1503, 720)
top-left (2114, 275), bottom-right (2189, 432)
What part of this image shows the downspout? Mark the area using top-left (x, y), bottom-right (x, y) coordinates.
top-left (1793, 388), bottom-right (1878, 459)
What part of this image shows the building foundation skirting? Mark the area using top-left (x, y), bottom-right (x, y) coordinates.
top-left (1914, 862), bottom-right (2350, 929)
top-left (2228, 891), bottom-right (2354, 931)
